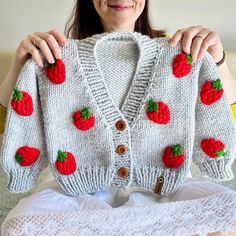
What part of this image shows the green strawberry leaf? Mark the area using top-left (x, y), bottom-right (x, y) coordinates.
top-left (216, 149), bottom-right (229, 157)
top-left (172, 144), bottom-right (183, 157)
top-left (15, 154), bottom-right (23, 164)
top-left (57, 150), bottom-right (68, 162)
top-left (212, 78), bottom-right (223, 91)
top-left (81, 107), bottom-right (93, 120)
top-left (147, 99), bottom-right (159, 112)
top-left (13, 88), bottom-right (23, 102)
top-left (186, 54), bottom-right (193, 64)
top-left (46, 62), bottom-right (56, 69)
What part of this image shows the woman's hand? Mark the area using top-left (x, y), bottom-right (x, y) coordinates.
top-left (13, 29), bottom-right (68, 69)
top-left (0, 29), bottom-right (69, 108)
top-left (168, 25), bottom-right (224, 63)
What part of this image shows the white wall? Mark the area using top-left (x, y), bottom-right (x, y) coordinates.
top-left (0, 0), bottom-right (235, 50)
top-left (149, 0), bottom-right (236, 50)
top-left (0, 0), bottom-right (75, 50)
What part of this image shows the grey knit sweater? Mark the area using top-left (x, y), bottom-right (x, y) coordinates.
top-left (1, 31), bottom-right (236, 197)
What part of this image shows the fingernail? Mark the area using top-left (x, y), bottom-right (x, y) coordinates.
top-left (62, 40), bottom-right (68, 46)
top-left (169, 40), bottom-right (175, 47)
top-left (49, 59), bottom-right (55, 64)
top-left (39, 61), bottom-right (44, 67)
top-left (56, 53), bottom-right (62, 59)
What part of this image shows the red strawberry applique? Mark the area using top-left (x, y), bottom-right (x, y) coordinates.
top-left (45, 59), bottom-right (66, 84)
top-left (200, 79), bottom-right (224, 105)
top-left (146, 99), bottom-right (170, 125)
top-left (55, 150), bottom-right (76, 175)
top-left (162, 144), bottom-right (185, 168)
top-left (73, 107), bottom-right (95, 131)
top-left (11, 88), bottom-right (34, 116)
top-left (173, 53), bottom-right (193, 78)
top-left (15, 146), bottom-right (40, 166)
top-left (201, 138), bottom-right (229, 160)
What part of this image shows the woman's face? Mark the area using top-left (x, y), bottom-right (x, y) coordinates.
top-left (92, 0), bottom-right (146, 32)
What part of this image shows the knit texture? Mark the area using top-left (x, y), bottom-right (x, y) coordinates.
top-left (0, 31), bottom-right (236, 197)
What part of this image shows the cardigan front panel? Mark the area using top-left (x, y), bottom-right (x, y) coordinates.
top-left (37, 41), bottom-right (116, 195)
top-left (130, 40), bottom-right (201, 195)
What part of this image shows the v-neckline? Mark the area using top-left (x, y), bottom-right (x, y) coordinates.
top-left (94, 36), bottom-right (140, 111)
top-left (76, 31), bottom-right (164, 129)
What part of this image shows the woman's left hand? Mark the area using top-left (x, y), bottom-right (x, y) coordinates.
top-left (168, 25), bottom-right (224, 63)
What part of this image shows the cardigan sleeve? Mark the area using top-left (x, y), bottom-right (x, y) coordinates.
top-left (192, 51), bottom-right (236, 181)
top-left (0, 59), bottom-right (48, 193)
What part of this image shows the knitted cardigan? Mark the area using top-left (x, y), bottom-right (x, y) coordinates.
top-left (1, 31), bottom-right (236, 197)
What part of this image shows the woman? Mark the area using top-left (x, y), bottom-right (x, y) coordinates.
top-left (0, 1), bottom-right (236, 235)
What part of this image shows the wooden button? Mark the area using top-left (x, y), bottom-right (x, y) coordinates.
top-left (115, 119), bottom-right (127, 131)
top-left (116, 144), bottom-right (128, 155)
top-left (118, 167), bottom-right (129, 178)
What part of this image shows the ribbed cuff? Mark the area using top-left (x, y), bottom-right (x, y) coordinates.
top-left (6, 168), bottom-right (38, 193)
top-left (197, 157), bottom-right (234, 181)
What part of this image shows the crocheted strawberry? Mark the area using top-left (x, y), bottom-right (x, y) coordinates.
top-left (162, 144), bottom-right (185, 168)
top-left (73, 107), bottom-right (95, 131)
top-left (200, 79), bottom-right (224, 105)
top-left (45, 59), bottom-right (66, 84)
top-left (55, 150), bottom-right (76, 175)
top-left (201, 138), bottom-right (229, 159)
top-left (146, 99), bottom-right (170, 124)
top-left (11, 88), bottom-right (34, 116)
top-left (15, 146), bottom-right (40, 166)
top-left (173, 53), bottom-right (193, 78)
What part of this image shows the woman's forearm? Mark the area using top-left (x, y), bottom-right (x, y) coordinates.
top-left (0, 57), bottom-right (24, 108)
top-left (217, 61), bottom-right (236, 105)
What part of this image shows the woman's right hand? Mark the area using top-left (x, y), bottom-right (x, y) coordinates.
top-left (13, 29), bottom-right (69, 69)
top-left (0, 29), bottom-right (69, 108)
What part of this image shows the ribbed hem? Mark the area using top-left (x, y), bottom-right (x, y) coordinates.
top-left (197, 157), bottom-right (234, 181)
top-left (55, 166), bottom-right (112, 196)
top-left (6, 168), bottom-right (38, 193)
top-left (133, 165), bottom-right (188, 196)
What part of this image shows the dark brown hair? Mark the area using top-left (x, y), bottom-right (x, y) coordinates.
top-left (64, 0), bottom-right (166, 39)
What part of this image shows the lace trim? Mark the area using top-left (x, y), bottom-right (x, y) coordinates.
top-left (2, 190), bottom-right (236, 236)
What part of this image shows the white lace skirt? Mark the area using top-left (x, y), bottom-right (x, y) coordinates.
top-left (1, 168), bottom-right (236, 236)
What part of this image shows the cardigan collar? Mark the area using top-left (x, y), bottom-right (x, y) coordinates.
top-left (76, 31), bottom-right (165, 129)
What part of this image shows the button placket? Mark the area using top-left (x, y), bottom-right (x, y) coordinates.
top-left (113, 119), bottom-right (131, 185)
